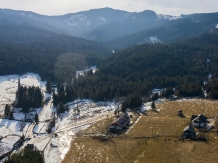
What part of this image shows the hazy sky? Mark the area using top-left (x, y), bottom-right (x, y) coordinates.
top-left (0, 0), bottom-right (217, 16)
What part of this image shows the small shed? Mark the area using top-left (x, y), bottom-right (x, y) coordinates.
top-left (191, 114), bottom-right (208, 127)
top-left (183, 125), bottom-right (196, 139)
top-left (178, 110), bottom-right (183, 116)
top-left (25, 144), bottom-right (34, 150)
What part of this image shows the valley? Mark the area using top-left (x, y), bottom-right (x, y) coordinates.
top-left (0, 4), bottom-right (218, 163)
top-left (0, 73), bottom-right (119, 163)
top-left (62, 99), bottom-right (218, 163)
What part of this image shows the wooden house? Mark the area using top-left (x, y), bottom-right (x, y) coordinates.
top-left (191, 114), bottom-right (208, 127)
top-left (110, 113), bottom-right (130, 132)
top-left (183, 125), bottom-right (196, 139)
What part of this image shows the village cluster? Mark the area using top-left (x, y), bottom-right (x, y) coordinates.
top-left (0, 73), bottom-right (218, 163)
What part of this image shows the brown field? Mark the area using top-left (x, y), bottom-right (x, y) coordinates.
top-left (61, 99), bottom-right (218, 163)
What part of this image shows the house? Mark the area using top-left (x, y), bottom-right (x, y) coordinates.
top-left (191, 114), bottom-right (208, 127)
top-left (170, 95), bottom-right (178, 100)
top-left (110, 113), bottom-right (130, 132)
top-left (25, 144), bottom-right (34, 150)
top-left (178, 110), bottom-right (183, 116)
top-left (183, 125), bottom-right (196, 139)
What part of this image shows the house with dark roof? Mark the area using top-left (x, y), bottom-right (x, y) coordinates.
top-left (191, 114), bottom-right (208, 127)
top-left (25, 144), bottom-right (34, 150)
top-left (183, 125), bottom-right (196, 139)
top-left (110, 113), bottom-right (130, 132)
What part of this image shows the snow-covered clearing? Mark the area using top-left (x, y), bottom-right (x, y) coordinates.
top-left (0, 119), bottom-right (30, 137)
top-left (0, 73), bottom-right (47, 114)
top-left (0, 135), bottom-right (20, 155)
top-left (0, 72), bottom-right (119, 163)
top-left (140, 102), bottom-right (152, 112)
top-left (13, 108), bottom-right (41, 121)
top-left (34, 123), bottom-right (48, 134)
top-left (75, 66), bottom-right (97, 78)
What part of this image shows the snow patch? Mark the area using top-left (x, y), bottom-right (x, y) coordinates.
top-left (75, 66), bottom-right (97, 78)
top-left (99, 16), bottom-right (106, 22)
top-left (216, 24), bottom-right (218, 29)
top-left (140, 102), bottom-right (152, 112)
top-left (158, 14), bottom-right (182, 21)
top-left (149, 36), bottom-right (159, 43)
top-left (66, 14), bottom-right (88, 26)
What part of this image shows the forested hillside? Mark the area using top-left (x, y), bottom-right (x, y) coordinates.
top-left (0, 33), bottom-right (109, 80)
top-left (107, 13), bottom-right (218, 51)
top-left (73, 32), bottom-right (218, 101)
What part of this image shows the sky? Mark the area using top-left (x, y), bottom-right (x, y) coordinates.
top-left (0, 0), bottom-right (218, 16)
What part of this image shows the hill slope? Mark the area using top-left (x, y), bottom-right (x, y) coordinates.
top-left (73, 32), bottom-right (218, 100)
top-left (0, 8), bottom-right (171, 41)
top-left (107, 13), bottom-right (218, 51)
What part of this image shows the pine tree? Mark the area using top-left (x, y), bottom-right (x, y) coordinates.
top-left (4, 104), bottom-right (10, 117)
top-left (34, 113), bottom-right (39, 123)
top-left (46, 77), bottom-right (52, 93)
top-left (59, 102), bottom-right (65, 114)
top-left (121, 101), bottom-right (128, 113)
top-left (9, 111), bottom-right (14, 120)
top-left (151, 101), bottom-right (156, 110)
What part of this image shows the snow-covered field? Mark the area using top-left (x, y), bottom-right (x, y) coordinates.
top-left (0, 119), bottom-right (30, 137)
top-left (0, 73), bottom-right (47, 114)
top-left (34, 123), bottom-right (48, 134)
top-left (0, 118), bottom-right (30, 156)
top-left (0, 72), bottom-right (119, 163)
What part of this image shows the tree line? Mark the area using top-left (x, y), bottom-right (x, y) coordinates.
top-left (16, 79), bottom-right (43, 113)
top-left (72, 32), bottom-right (218, 101)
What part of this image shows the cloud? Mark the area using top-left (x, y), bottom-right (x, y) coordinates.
top-left (0, 0), bottom-right (217, 16)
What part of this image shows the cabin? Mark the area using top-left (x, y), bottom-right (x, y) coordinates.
top-left (178, 110), bottom-right (183, 116)
top-left (25, 144), bottom-right (34, 150)
top-left (110, 113), bottom-right (130, 132)
top-left (183, 125), bottom-right (196, 139)
top-left (170, 95), bottom-right (178, 100)
top-left (191, 114), bottom-right (208, 127)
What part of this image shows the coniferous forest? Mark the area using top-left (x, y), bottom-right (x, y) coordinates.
top-left (3, 149), bottom-right (44, 163)
top-left (16, 79), bottom-right (43, 112)
top-left (72, 32), bottom-right (218, 101)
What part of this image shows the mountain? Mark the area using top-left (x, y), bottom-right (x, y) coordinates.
top-left (82, 10), bottom-right (171, 42)
top-left (106, 13), bottom-right (218, 51)
top-left (0, 20), bottom-right (110, 80)
top-left (72, 32), bottom-right (218, 101)
top-left (0, 8), bottom-right (173, 41)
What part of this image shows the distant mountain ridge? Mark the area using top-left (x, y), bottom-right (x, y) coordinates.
top-left (106, 12), bottom-right (218, 50)
top-left (1, 7), bottom-right (218, 51)
top-left (0, 8), bottom-right (177, 41)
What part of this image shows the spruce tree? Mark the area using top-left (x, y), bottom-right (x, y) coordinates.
top-left (4, 104), bottom-right (10, 117)
top-left (34, 113), bottom-right (39, 123)
top-left (46, 77), bottom-right (52, 93)
top-left (9, 111), bottom-right (14, 120)
top-left (59, 102), bottom-right (65, 114)
top-left (151, 101), bottom-right (156, 110)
